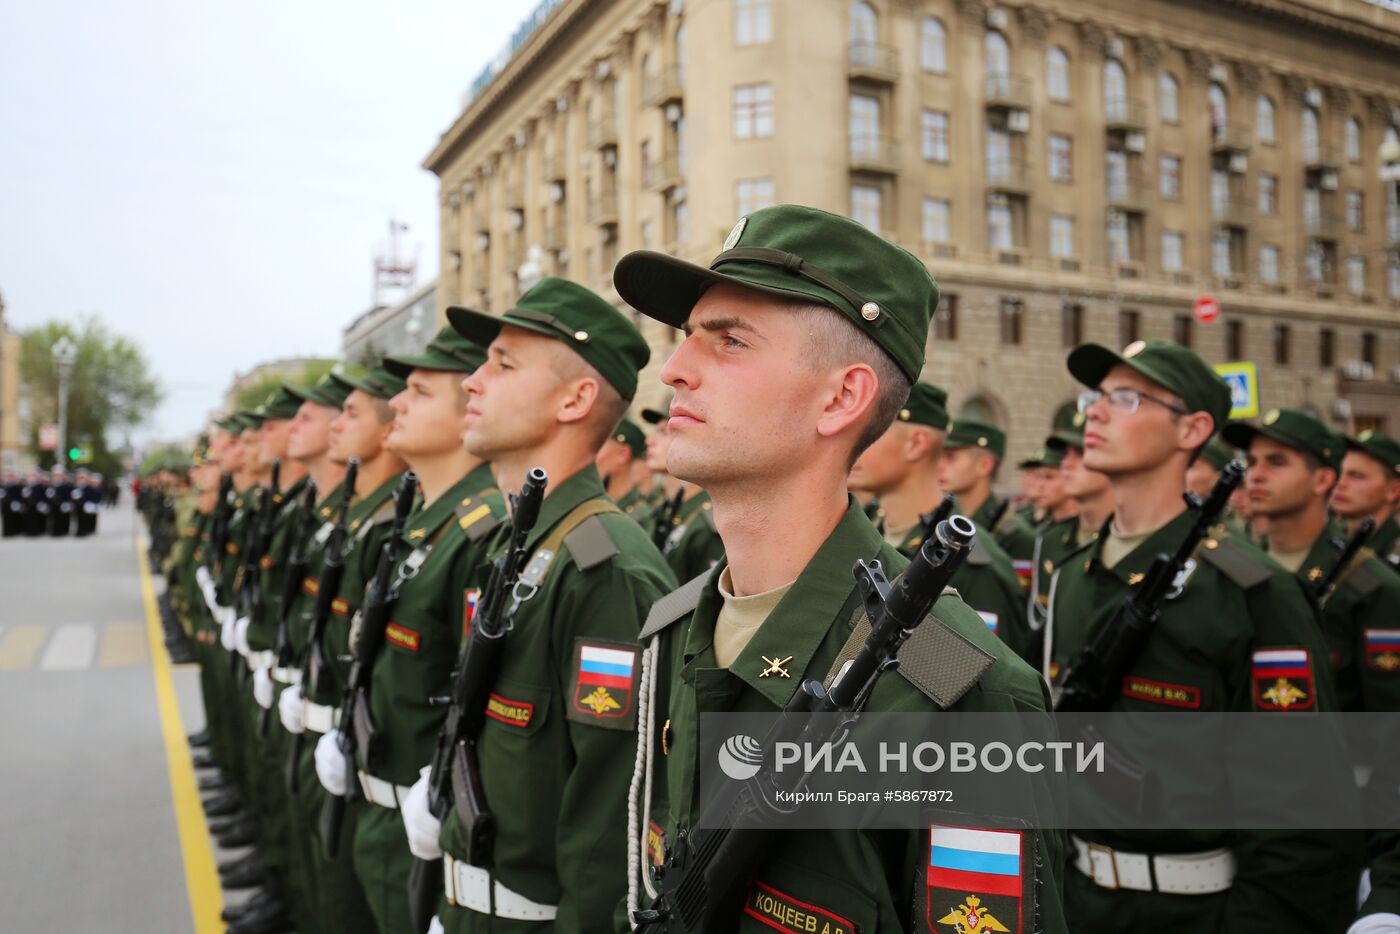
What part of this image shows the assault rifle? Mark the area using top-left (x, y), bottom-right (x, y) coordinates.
top-left (406, 468), bottom-right (548, 934)
top-left (916, 493), bottom-right (956, 548)
top-left (632, 515), bottom-right (978, 933)
top-left (1314, 516), bottom-right (1376, 604)
top-left (652, 484), bottom-right (686, 553)
top-left (236, 460), bottom-right (282, 639)
top-left (984, 497), bottom-right (1010, 535)
top-left (1054, 460), bottom-right (1245, 713)
top-left (319, 470), bottom-right (418, 858)
top-left (257, 478), bottom-right (319, 737)
top-left (206, 472), bottom-right (234, 576)
top-left (286, 458), bottom-right (358, 794)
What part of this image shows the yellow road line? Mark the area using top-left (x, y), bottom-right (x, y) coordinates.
top-left (136, 538), bottom-right (224, 933)
top-left (99, 621), bottom-right (149, 668)
top-left (0, 624), bottom-right (48, 671)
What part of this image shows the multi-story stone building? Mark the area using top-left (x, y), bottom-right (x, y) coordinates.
top-left (425, 0), bottom-right (1400, 465)
top-left (0, 291), bottom-right (25, 471)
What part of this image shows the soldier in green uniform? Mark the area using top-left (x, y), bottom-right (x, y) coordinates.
top-left (848, 380), bottom-right (1031, 658)
top-left (311, 326), bottom-right (507, 934)
top-left (1332, 430), bottom-right (1400, 571)
top-left (597, 416), bottom-right (652, 517)
top-left (1044, 340), bottom-right (1361, 931)
top-left (395, 276), bottom-right (678, 934)
top-left (939, 419), bottom-right (1038, 570)
top-left (613, 204), bottom-right (1066, 933)
top-left (1352, 833), bottom-right (1400, 933)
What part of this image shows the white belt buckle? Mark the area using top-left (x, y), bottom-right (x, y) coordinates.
top-left (443, 856), bottom-right (458, 907)
top-left (1087, 842), bottom-right (1120, 890)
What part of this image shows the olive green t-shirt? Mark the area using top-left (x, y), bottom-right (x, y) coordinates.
top-left (1267, 542), bottom-right (1312, 574)
top-left (1099, 524), bottom-right (1152, 570)
top-left (713, 566), bottom-right (795, 667)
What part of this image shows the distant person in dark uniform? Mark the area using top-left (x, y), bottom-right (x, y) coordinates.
top-left (1, 470), bottom-right (23, 538)
top-left (75, 471), bottom-right (103, 537)
top-left (47, 467), bottom-right (79, 537)
top-left (24, 471), bottom-right (49, 537)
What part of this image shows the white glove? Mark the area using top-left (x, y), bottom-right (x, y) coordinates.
top-left (401, 765), bottom-right (443, 860)
top-left (219, 608), bottom-right (237, 651)
top-left (234, 617), bottom-right (252, 657)
top-left (427, 917), bottom-right (444, 934)
top-left (279, 683), bottom-right (306, 734)
top-left (195, 566), bottom-right (217, 611)
top-left (1349, 914), bottom-right (1400, 934)
top-left (253, 666), bottom-right (274, 709)
top-left (315, 729), bottom-right (348, 797)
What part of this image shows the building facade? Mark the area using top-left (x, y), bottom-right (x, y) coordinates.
top-left (425, 0), bottom-right (1400, 465)
top-left (0, 292), bottom-right (24, 471)
top-left (341, 280), bottom-right (437, 366)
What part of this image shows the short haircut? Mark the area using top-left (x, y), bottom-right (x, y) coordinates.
top-left (547, 341), bottom-right (631, 450)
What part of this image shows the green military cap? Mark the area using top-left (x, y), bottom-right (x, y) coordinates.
top-left (1068, 339), bottom-right (1233, 431)
top-left (944, 420), bottom-right (1006, 458)
top-left (213, 415), bottom-right (242, 434)
top-left (611, 418), bottom-right (647, 458)
top-left (640, 394), bottom-right (672, 425)
top-left (257, 385), bottom-right (303, 421)
top-left (382, 324), bottom-right (487, 379)
top-left (331, 363), bottom-right (408, 402)
top-left (1018, 446), bottom-right (1065, 469)
top-left (234, 409), bottom-right (265, 431)
top-left (1051, 401), bottom-right (1080, 432)
top-left (1222, 408), bottom-right (1345, 471)
top-left (1046, 410), bottom-right (1088, 451)
top-left (1200, 435), bottom-right (1239, 472)
top-left (893, 381), bottom-right (950, 431)
top-left (447, 276), bottom-right (650, 401)
top-left (285, 373), bottom-right (353, 410)
top-left (613, 204), bottom-right (939, 384)
top-left (1346, 429), bottom-right (1400, 477)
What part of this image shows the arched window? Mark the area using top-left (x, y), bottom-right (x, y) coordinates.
top-left (1207, 82), bottom-right (1228, 139)
top-left (1346, 117), bottom-right (1362, 162)
top-left (1047, 47), bottom-right (1070, 102)
top-left (849, 1), bottom-right (877, 45)
top-left (984, 30), bottom-right (1010, 80)
top-left (958, 395), bottom-right (1006, 429)
top-left (921, 17), bottom-right (947, 73)
top-left (1256, 96), bottom-right (1276, 143)
top-left (1302, 106), bottom-right (1320, 162)
top-left (1158, 72), bottom-right (1179, 123)
top-left (1103, 59), bottom-right (1127, 120)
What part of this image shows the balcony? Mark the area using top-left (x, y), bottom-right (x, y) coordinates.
top-left (1104, 97), bottom-right (1148, 132)
top-left (848, 42), bottom-right (899, 84)
top-left (1212, 199), bottom-right (1253, 229)
top-left (644, 66), bottom-right (682, 107)
top-left (984, 73), bottom-right (1031, 111)
top-left (1211, 123), bottom-right (1251, 154)
top-left (587, 114), bottom-right (618, 149)
top-left (587, 182), bottom-right (618, 225)
top-left (1107, 180), bottom-right (1152, 214)
top-left (543, 152), bottom-right (567, 183)
top-left (649, 152), bottom-right (683, 191)
top-left (986, 160), bottom-right (1033, 194)
top-left (1305, 212), bottom-right (1346, 241)
top-left (1303, 142), bottom-right (1341, 172)
top-left (849, 135), bottom-right (898, 175)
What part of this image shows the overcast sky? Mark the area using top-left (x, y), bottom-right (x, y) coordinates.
top-left (0, 0), bottom-right (537, 444)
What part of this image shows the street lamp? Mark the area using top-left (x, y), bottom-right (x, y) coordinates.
top-left (52, 336), bottom-right (77, 471)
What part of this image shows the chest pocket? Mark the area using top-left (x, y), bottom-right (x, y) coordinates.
top-left (738, 861), bottom-right (879, 934)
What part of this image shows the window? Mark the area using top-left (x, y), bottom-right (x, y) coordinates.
top-left (1273, 324), bottom-right (1291, 365)
top-left (733, 83), bottom-right (774, 139)
top-left (1119, 309), bottom-right (1140, 347)
top-left (922, 110), bottom-right (950, 162)
top-left (1347, 191), bottom-right (1364, 231)
top-left (1104, 59), bottom-right (1127, 116)
top-left (849, 1), bottom-right (876, 45)
top-left (986, 127), bottom-right (1011, 176)
top-left (934, 294), bottom-right (958, 340)
top-left (1362, 331), bottom-right (1377, 366)
top-left (1049, 134), bottom-right (1073, 182)
top-left (1158, 73), bottom-right (1179, 123)
top-left (1305, 240), bottom-right (1325, 284)
top-left (1304, 187), bottom-right (1321, 229)
top-left (1391, 260), bottom-right (1400, 301)
top-left (735, 178), bottom-right (775, 217)
top-left (921, 18), bottom-right (947, 73)
top-left (735, 0), bottom-right (772, 45)
top-left (1106, 149), bottom-right (1128, 198)
top-left (1212, 228), bottom-right (1233, 277)
top-left (849, 94), bottom-right (881, 159)
top-left (1211, 170), bottom-right (1230, 215)
top-left (1227, 319), bottom-right (1245, 359)
top-left (987, 198), bottom-right (1014, 250)
top-left (1348, 256), bottom-right (1366, 295)
top-left (1259, 245), bottom-right (1280, 283)
top-left (1346, 118), bottom-right (1362, 162)
top-left (1256, 96), bottom-right (1276, 143)
top-left (1319, 328), bottom-right (1335, 367)
top-left (922, 197), bottom-right (950, 244)
top-left (1174, 315), bottom-right (1194, 348)
top-left (1302, 107), bottom-right (1320, 162)
top-left (1208, 83), bottom-right (1228, 141)
top-left (1107, 211), bottom-right (1131, 264)
top-left (1047, 47), bottom-right (1070, 102)
top-left (1258, 174), bottom-right (1278, 215)
top-left (670, 196), bottom-right (689, 245)
top-left (640, 140), bottom-right (653, 186)
top-left (676, 24), bottom-right (687, 85)
top-left (640, 219), bottom-right (655, 250)
top-left (1161, 231), bottom-right (1184, 272)
top-left (1160, 155), bottom-right (1181, 200)
top-left (999, 298), bottom-right (1024, 345)
top-left (1050, 214), bottom-right (1075, 258)
top-left (1061, 303), bottom-right (1083, 347)
top-left (985, 31), bottom-right (1010, 80)
top-left (851, 184), bottom-right (881, 233)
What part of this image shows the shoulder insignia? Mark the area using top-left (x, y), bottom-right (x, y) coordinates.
top-left (564, 515), bottom-right (620, 571)
top-left (1337, 550), bottom-right (1383, 597)
top-left (566, 638), bottom-right (639, 731)
top-left (919, 823), bottom-right (1036, 934)
top-left (639, 569), bottom-right (715, 640)
top-left (1252, 648), bottom-right (1315, 711)
top-left (893, 613), bottom-right (996, 708)
top-left (965, 536), bottom-right (993, 567)
top-left (1198, 535), bottom-right (1274, 590)
top-left (455, 494), bottom-right (502, 542)
top-left (1364, 629), bottom-right (1400, 672)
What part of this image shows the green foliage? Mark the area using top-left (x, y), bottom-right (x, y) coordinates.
top-left (20, 317), bottom-right (163, 476)
top-left (230, 358), bottom-right (338, 412)
top-left (139, 441), bottom-right (192, 477)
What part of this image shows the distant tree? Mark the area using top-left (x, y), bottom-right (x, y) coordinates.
top-left (20, 317), bottom-right (163, 476)
top-left (230, 358), bottom-right (338, 412)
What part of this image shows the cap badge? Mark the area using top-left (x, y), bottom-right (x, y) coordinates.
top-left (723, 217), bottom-right (747, 251)
top-left (1072, 412), bottom-right (1086, 427)
top-left (899, 408), bottom-right (911, 421)
top-left (1124, 340), bottom-right (1147, 358)
top-left (1264, 409), bottom-right (1280, 426)
top-left (1359, 430), bottom-right (1374, 441)
top-left (573, 330), bottom-right (590, 342)
top-left (977, 437), bottom-right (989, 447)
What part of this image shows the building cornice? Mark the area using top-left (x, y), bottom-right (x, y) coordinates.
top-left (1215, 0), bottom-right (1400, 53)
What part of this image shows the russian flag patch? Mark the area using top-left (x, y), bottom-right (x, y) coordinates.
top-left (567, 639), bottom-right (638, 730)
top-left (1365, 629), bottom-right (1400, 672)
top-left (1252, 648), bottom-right (1314, 711)
top-left (977, 611), bottom-right (999, 634)
top-left (921, 825), bottom-right (1032, 932)
top-left (1011, 560), bottom-right (1034, 591)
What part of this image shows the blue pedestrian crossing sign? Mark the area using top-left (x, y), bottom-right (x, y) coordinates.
top-left (1214, 362), bottom-right (1259, 419)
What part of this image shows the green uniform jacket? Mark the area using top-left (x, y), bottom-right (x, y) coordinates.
top-left (362, 464), bottom-right (505, 786)
top-left (971, 494), bottom-right (1037, 564)
top-left (1367, 517), bottom-right (1400, 570)
top-left (437, 465), bottom-right (677, 933)
top-left (1046, 512), bottom-right (1361, 930)
top-left (280, 482), bottom-right (351, 686)
top-left (245, 477), bottom-right (310, 654)
top-left (1027, 517), bottom-right (1085, 634)
top-left (638, 499), bottom-right (1067, 934)
top-left (663, 491), bottom-right (725, 583)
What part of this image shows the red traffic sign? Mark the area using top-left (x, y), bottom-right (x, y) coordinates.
top-left (1194, 295), bottom-right (1220, 324)
top-left (38, 424), bottom-right (58, 451)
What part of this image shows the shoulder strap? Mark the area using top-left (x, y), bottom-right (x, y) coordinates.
top-left (1335, 548), bottom-right (1383, 597)
top-left (964, 535), bottom-right (993, 567)
top-left (455, 493), bottom-right (503, 543)
top-left (1198, 535), bottom-right (1275, 590)
top-left (639, 570), bottom-right (715, 640)
top-left (518, 498), bottom-right (622, 587)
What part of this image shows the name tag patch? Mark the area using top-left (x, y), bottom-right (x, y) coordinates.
top-left (385, 622), bottom-right (420, 652)
top-left (744, 881), bottom-right (856, 934)
top-left (1365, 629), bottom-right (1400, 672)
top-left (331, 597), bottom-right (350, 617)
top-left (484, 693), bottom-right (533, 728)
top-left (1252, 648), bottom-right (1314, 711)
top-left (567, 639), bottom-right (638, 730)
top-left (302, 576), bottom-right (320, 596)
top-left (1121, 676), bottom-right (1201, 709)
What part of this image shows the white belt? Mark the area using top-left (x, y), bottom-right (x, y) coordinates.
top-left (245, 650), bottom-right (275, 670)
top-left (271, 666), bottom-right (301, 685)
top-left (303, 701), bottom-right (340, 735)
top-left (356, 770), bottom-right (411, 809)
top-left (443, 853), bottom-right (558, 921)
top-left (1071, 835), bottom-right (1235, 895)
